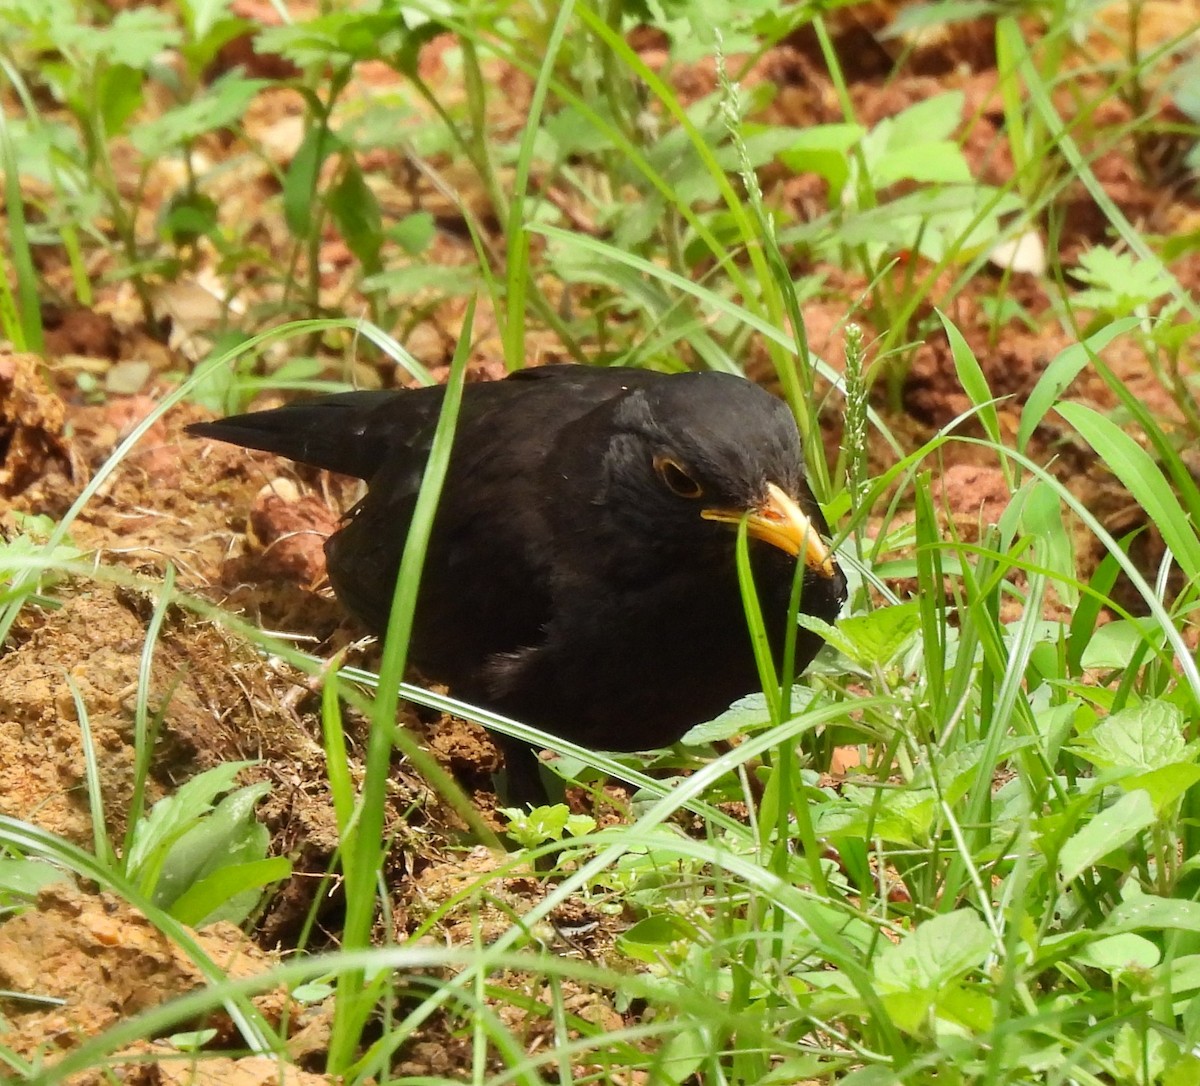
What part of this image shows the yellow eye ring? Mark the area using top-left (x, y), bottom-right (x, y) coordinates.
top-left (654, 455), bottom-right (703, 499)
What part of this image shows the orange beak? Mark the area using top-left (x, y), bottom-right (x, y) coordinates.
top-left (701, 482), bottom-right (837, 579)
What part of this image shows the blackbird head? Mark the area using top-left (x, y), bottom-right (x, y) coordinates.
top-left (581, 372), bottom-right (839, 581)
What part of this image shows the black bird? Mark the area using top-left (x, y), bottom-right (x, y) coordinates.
top-left (187, 365), bottom-right (847, 805)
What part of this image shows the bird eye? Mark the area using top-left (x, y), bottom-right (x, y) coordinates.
top-left (654, 455), bottom-right (703, 499)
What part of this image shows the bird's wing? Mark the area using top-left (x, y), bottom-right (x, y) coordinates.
top-left (319, 371), bottom-right (637, 680)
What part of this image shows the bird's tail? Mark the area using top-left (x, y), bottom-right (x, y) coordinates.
top-left (186, 391), bottom-right (399, 480)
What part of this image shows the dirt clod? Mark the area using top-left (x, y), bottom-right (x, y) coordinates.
top-left (0, 883), bottom-right (286, 1065)
top-left (0, 352), bottom-right (76, 502)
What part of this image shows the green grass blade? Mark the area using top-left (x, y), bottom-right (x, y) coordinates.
top-left (1055, 401), bottom-right (1200, 585)
top-left (122, 564), bottom-right (177, 866)
top-left (502, 0), bottom-right (575, 371)
top-left (327, 299), bottom-right (474, 1074)
top-left (65, 674), bottom-right (115, 871)
top-left (938, 309), bottom-right (1005, 457)
top-left (1017, 318), bottom-right (1139, 455)
top-left (0, 113), bottom-right (43, 353)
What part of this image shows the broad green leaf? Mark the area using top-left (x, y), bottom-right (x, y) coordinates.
top-left (1074, 932), bottom-right (1160, 972)
top-left (1165, 955), bottom-right (1200, 997)
top-left (502, 803), bottom-right (595, 847)
top-left (620, 918), bottom-right (701, 967)
top-left (107, 7), bottom-right (179, 65)
top-left (1112, 1023), bottom-right (1174, 1084)
top-left (910, 738), bottom-right (1031, 806)
top-left (362, 264), bottom-right (481, 297)
top-left (161, 190), bottom-right (219, 246)
top-left (1059, 789), bottom-right (1155, 882)
top-left (935, 983), bottom-right (995, 1033)
top-left (818, 786), bottom-right (937, 847)
top-left (126, 760), bottom-right (252, 876)
top-left (873, 143), bottom-right (972, 186)
top-left (1125, 764), bottom-right (1200, 813)
top-left (875, 910), bottom-right (992, 990)
top-left (831, 602), bottom-right (921, 669)
top-left (390, 211), bottom-right (436, 256)
top-left (0, 857), bottom-right (73, 901)
top-left (681, 692), bottom-right (771, 744)
top-left (620, 913), bottom-right (701, 950)
top-left (257, 12), bottom-right (407, 66)
top-left (169, 856), bottom-right (291, 927)
top-left (166, 1028), bottom-right (218, 1052)
top-left (657, 1025), bottom-right (709, 1085)
top-left (184, 0), bottom-right (237, 41)
top-left (283, 125), bottom-right (339, 238)
top-left (1076, 700), bottom-right (1186, 773)
top-left (1108, 896), bottom-right (1200, 934)
top-left (777, 122), bottom-right (864, 193)
top-left (882, 1), bottom-right (994, 37)
top-left (53, 7), bottom-right (179, 66)
top-left (1074, 247), bottom-right (1175, 314)
top-left (97, 64), bottom-right (144, 136)
top-left (830, 185), bottom-right (1019, 262)
top-left (329, 162), bottom-right (382, 274)
top-left (879, 989), bottom-right (936, 1035)
top-left (681, 687), bottom-right (815, 745)
top-left (1080, 618), bottom-right (1162, 670)
top-left (888, 92), bottom-right (966, 146)
top-left (129, 75), bottom-right (268, 157)
top-left (152, 781), bottom-right (272, 909)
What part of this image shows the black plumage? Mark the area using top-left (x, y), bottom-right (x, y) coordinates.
top-left (188, 365), bottom-right (847, 804)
